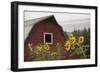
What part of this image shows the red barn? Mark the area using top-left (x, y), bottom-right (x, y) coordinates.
top-left (24, 15), bottom-right (66, 61)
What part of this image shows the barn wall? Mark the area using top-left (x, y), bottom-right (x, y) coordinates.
top-left (24, 17), bottom-right (66, 61)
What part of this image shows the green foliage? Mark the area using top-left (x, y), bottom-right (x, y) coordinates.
top-left (68, 28), bottom-right (90, 59)
top-left (29, 43), bottom-right (61, 61)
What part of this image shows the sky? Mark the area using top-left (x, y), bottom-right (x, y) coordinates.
top-left (24, 11), bottom-right (90, 32)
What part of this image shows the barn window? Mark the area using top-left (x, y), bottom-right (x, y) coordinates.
top-left (44, 33), bottom-right (53, 44)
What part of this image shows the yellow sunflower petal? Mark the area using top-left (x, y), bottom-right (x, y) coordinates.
top-left (71, 45), bottom-right (75, 50)
top-left (28, 43), bottom-right (33, 52)
top-left (65, 40), bottom-right (70, 46)
top-left (44, 44), bottom-right (49, 51)
top-left (78, 36), bottom-right (84, 44)
top-left (65, 44), bottom-right (70, 51)
top-left (69, 34), bottom-right (74, 39)
top-left (64, 42), bottom-right (71, 51)
top-left (70, 36), bottom-right (76, 45)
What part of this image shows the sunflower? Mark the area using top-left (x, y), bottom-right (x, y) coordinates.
top-left (27, 43), bottom-right (33, 52)
top-left (78, 36), bottom-right (84, 44)
top-left (71, 45), bottom-right (75, 50)
top-left (70, 36), bottom-right (76, 45)
top-left (36, 44), bottom-right (42, 52)
top-left (69, 34), bottom-right (74, 40)
top-left (43, 44), bottom-right (49, 51)
top-left (64, 41), bottom-right (71, 51)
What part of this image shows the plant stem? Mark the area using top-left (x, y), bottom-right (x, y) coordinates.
top-left (77, 43), bottom-right (87, 58)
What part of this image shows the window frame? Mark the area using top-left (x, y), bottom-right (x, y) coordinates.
top-left (44, 32), bottom-right (53, 44)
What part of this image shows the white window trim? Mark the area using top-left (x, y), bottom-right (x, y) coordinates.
top-left (44, 32), bottom-right (53, 44)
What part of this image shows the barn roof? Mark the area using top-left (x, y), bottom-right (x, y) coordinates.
top-left (24, 15), bottom-right (60, 40)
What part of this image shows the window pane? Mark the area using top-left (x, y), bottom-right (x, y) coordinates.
top-left (45, 34), bottom-right (51, 43)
